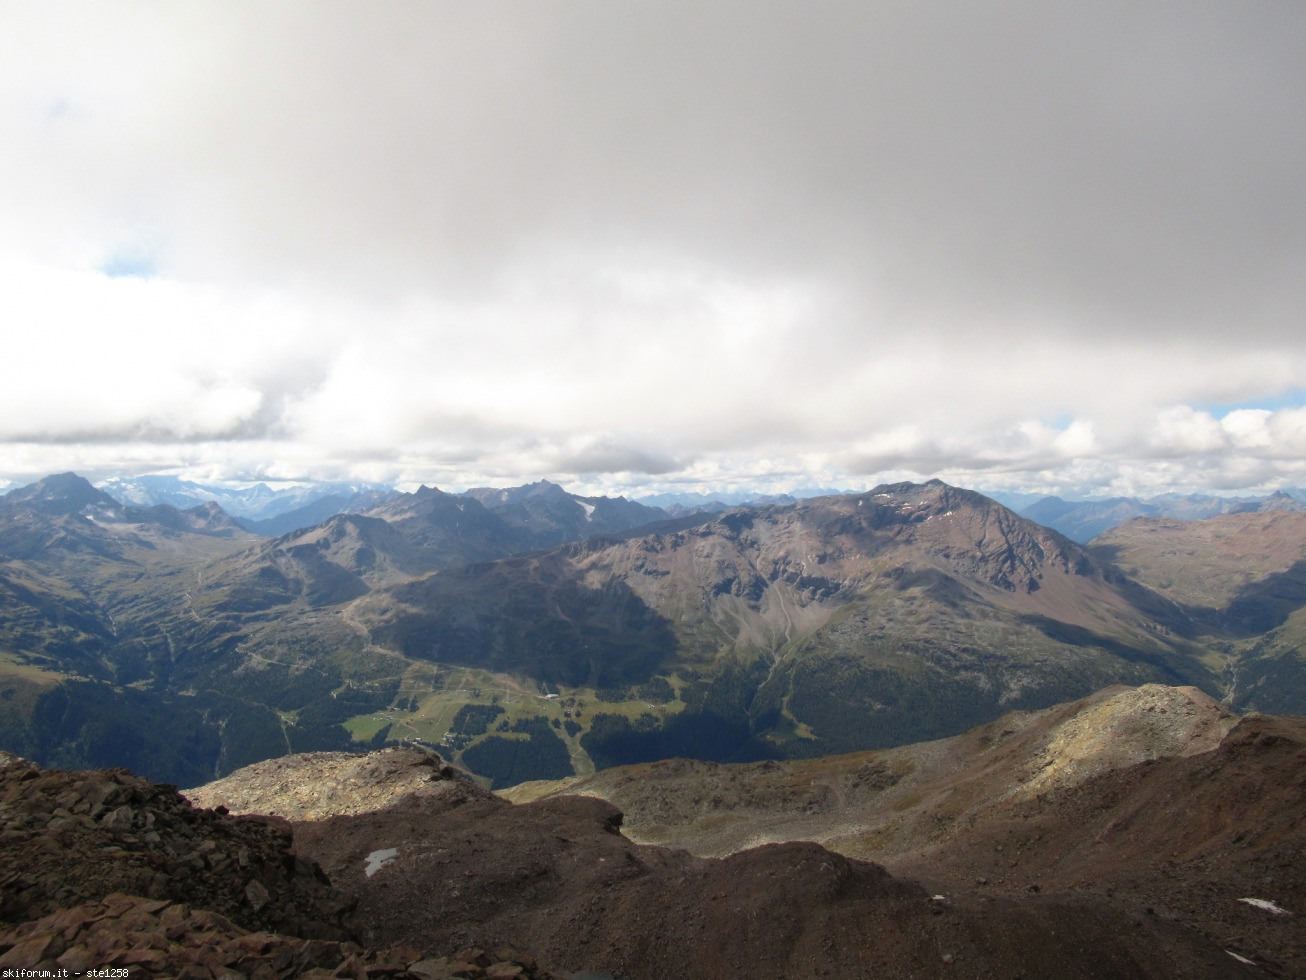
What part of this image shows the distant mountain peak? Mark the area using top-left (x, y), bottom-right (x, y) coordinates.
top-left (2, 472), bottom-right (121, 516)
top-left (524, 479), bottom-right (567, 497)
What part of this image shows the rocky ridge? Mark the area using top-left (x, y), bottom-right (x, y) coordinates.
top-left (4, 688), bottom-right (1301, 978)
top-left (0, 751), bottom-right (349, 937)
top-left (0, 750), bottom-right (560, 978)
top-left (184, 746), bottom-right (473, 821)
top-left (188, 687), bottom-right (1289, 978)
top-left (289, 778), bottom-right (1241, 979)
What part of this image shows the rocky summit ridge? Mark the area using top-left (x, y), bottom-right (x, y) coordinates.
top-left (3, 687), bottom-right (1303, 976)
top-left (128, 687), bottom-right (1306, 977)
top-left (503, 683), bottom-right (1239, 859)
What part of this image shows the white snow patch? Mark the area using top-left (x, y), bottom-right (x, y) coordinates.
top-left (1239, 897), bottom-right (1290, 915)
top-left (578, 500), bottom-right (596, 521)
top-left (1225, 950), bottom-right (1257, 966)
top-left (364, 847), bottom-right (398, 878)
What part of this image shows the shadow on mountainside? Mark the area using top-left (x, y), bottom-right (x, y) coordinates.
top-left (1221, 557), bottom-right (1306, 635)
top-left (370, 557), bottom-right (679, 691)
top-left (1089, 543), bottom-right (1306, 641)
top-left (1016, 613), bottom-right (1203, 684)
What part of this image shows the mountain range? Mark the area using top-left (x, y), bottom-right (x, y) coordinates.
top-left (2, 470), bottom-right (1304, 794)
top-left (1016, 489), bottom-right (1306, 542)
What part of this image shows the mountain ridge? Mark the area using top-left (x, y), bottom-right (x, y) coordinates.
top-left (2, 471), bottom-right (1304, 793)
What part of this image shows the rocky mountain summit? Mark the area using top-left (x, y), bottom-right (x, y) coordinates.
top-left (5, 684), bottom-right (1302, 977)
top-left (178, 686), bottom-right (1306, 978)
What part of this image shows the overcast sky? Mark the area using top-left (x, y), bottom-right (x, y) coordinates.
top-left (2, 2), bottom-right (1304, 499)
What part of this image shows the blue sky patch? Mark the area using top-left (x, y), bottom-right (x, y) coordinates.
top-left (99, 245), bottom-right (159, 279)
top-left (1198, 388), bottom-right (1306, 416)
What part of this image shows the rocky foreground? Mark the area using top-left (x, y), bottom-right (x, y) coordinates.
top-left (5, 685), bottom-right (1305, 978)
top-left (0, 751), bottom-right (561, 978)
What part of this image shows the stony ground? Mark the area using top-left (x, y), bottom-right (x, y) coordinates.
top-left (4, 684), bottom-right (1302, 978)
top-left (292, 784), bottom-right (1244, 979)
top-left (184, 746), bottom-right (470, 821)
top-left (0, 750), bottom-right (562, 978)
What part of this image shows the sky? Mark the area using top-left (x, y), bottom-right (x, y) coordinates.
top-left (2, 2), bottom-right (1304, 500)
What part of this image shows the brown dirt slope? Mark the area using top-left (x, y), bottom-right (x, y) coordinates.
top-left (292, 782), bottom-right (1243, 979)
top-left (503, 686), bottom-right (1305, 976)
top-left (904, 712), bottom-right (1306, 977)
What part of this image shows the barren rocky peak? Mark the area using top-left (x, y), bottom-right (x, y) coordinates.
top-left (1012, 683), bottom-right (1236, 799)
top-left (184, 746), bottom-right (485, 821)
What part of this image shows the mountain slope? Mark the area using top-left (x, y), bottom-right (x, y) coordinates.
top-left (352, 481), bottom-right (1218, 769)
top-left (0, 473), bottom-right (1279, 791)
top-left (1091, 510), bottom-right (1306, 715)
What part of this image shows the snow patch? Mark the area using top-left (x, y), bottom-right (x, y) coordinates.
top-left (364, 847), bottom-right (398, 877)
top-left (1239, 897), bottom-right (1290, 915)
top-left (578, 500), bottom-right (596, 521)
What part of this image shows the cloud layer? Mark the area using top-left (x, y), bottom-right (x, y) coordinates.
top-left (2, 3), bottom-right (1304, 497)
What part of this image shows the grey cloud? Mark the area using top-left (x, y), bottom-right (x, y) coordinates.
top-left (550, 442), bottom-right (686, 477)
top-left (2, 419), bottom-right (265, 447)
top-left (6, 4), bottom-right (1306, 498)
top-left (166, 3), bottom-right (1306, 342)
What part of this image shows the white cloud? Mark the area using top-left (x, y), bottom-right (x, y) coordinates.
top-left (1149, 406), bottom-right (1227, 457)
top-left (1, 3), bottom-right (1305, 499)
